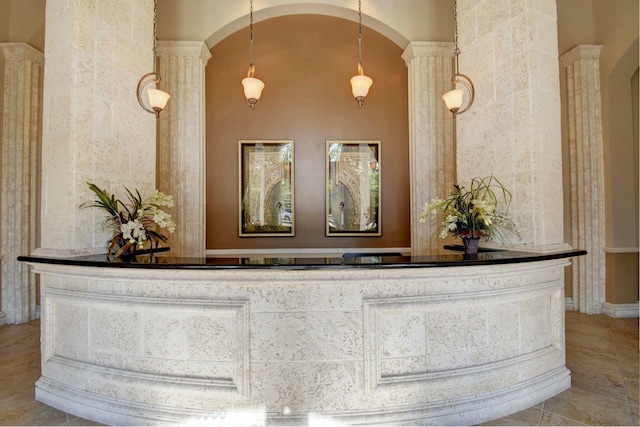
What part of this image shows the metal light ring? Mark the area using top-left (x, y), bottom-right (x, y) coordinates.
top-left (136, 72), bottom-right (161, 115)
top-left (451, 73), bottom-right (475, 115)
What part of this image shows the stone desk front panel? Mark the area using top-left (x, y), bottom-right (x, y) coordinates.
top-left (30, 260), bottom-right (570, 425)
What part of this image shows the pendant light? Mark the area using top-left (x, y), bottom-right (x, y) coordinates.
top-left (241, 0), bottom-right (265, 109)
top-left (442, 0), bottom-right (475, 116)
top-left (350, 0), bottom-right (373, 107)
top-left (136, 0), bottom-right (170, 116)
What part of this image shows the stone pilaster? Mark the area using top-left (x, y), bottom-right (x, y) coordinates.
top-left (456, 0), bottom-right (567, 250)
top-left (0, 43), bottom-right (42, 323)
top-left (560, 45), bottom-right (605, 314)
top-left (156, 42), bottom-right (211, 257)
top-left (401, 42), bottom-right (455, 255)
top-left (37, 0), bottom-right (156, 258)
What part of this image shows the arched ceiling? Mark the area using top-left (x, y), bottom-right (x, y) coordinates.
top-left (157, 0), bottom-right (454, 50)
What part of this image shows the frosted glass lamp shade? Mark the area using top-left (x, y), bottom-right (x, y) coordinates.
top-left (442, 88), bottom-right (464, 112)
top-left (350, 74), bottom-right (373, 107)
top-left (350, 74), bottom-right (373, 99)
top-left (242, 76), bottom-right (265, 108)
top-left (148, 88), bottom-right (171, 111)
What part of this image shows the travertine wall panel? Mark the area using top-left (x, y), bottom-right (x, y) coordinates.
top-left (38, 0), bottom-right (156, 256)
top-left (456, 0), bottom-right (565, 249)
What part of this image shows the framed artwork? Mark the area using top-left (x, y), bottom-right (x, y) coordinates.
top-left (325, 140), bottom-right (380, 236)
top-left (239, 140), bottom-right (294, 236)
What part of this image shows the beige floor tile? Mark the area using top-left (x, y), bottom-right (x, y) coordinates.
top-left (540, 410), bottom-right (586, 426)
top-left (609, 317), bottom-right (639, 335)
top-left (568, 364), bottom-right (628, 402)
top-left (543, 388), bottom-right (634, 426)
top-left (478, 407), bottom-right (541, 426)
top-left (0, 400), bottom-right (69, 426)
top-left (617, 347), bottom-right (640, 381)
top-left (565, 331), bottom-right (617, 356)
top-left (631, 404), bottom-right (639, 426)
top-left (566, 347), bottom-right (625, 378)
top-left (627, 379), bottom-right (639, 407)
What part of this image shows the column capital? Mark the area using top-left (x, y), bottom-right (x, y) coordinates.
top-left (0, 42), bottom-right (43, 64)
top-left (401, 41), bottom-right (455, 66)
top-left (560, 45), bottom-right (603, 67)
top-left (157, 41), bottom-right (212, 65)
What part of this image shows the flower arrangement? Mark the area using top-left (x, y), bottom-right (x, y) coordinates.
top-left (81, 183), bottom-right (175, 259)
top-left (420, 176), bottom-right (520, 244)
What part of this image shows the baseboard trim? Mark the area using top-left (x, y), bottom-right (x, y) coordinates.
top-left (602, 302), bottom-right (639, 318)
top-left (564, 298), bottom-right (575, 311)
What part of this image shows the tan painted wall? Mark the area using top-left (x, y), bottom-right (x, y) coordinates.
top-left (205, 14), bottom-right (410, 250)
top-left (0, 0), bottom-right (45, 51)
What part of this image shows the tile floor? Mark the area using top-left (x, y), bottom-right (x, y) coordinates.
top-left (0, 311), bottom-right (637, 426)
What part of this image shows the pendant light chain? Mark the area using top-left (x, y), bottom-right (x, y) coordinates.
top-left (357, 0), bottom-right (363, 66)
top-left (249, 0), bottom-right (255, 66)
top-left (152, 0), bottom-right (158, 73)
top-left (453, 0), bottom-right (460, 56)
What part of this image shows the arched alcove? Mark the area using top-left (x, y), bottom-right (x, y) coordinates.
top-left (205, 14), bottom-right (410, 251)
top-left (604, 37), bottom-right (639, 305)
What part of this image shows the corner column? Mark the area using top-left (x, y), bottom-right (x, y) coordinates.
top-left (156, 42), bottom-right (211, 257)
top-left (402, 42), bottom-right (455, 255)
top-left (0, 43), bottom-right (42, 324)
top-left (560, 45), bottom-right (605, 314)
top-left (456, 0), bottom-right (567, 251)
top-left (38, 0), bottom-right (157, 257)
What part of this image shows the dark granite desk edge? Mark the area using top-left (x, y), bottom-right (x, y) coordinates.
top-left (18, 249), bottom-right (587, 270)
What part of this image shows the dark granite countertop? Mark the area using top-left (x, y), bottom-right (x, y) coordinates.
top-left (19, 247), bottom-right (587, 270)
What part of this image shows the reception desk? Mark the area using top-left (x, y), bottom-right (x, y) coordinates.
top-left (20, 249), bottom-right (585, 426)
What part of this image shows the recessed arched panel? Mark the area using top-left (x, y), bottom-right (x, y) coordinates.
top-left (205, 14), bottom-right (410, 251)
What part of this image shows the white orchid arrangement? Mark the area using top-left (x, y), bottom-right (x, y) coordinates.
top-left (81, 183), bottom-right (175, 259)
top-left (420, 176), bottom-right (520, 242)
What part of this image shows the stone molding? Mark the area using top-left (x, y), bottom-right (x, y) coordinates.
top-left (602, 302), bottom-right (640, 319)
top-left (401, 41), bottom-right (456, 255)
top-left (561, 44), bottom-right (606, 314)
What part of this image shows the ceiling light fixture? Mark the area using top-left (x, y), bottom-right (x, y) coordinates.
top-left (241, 0), bottom-right (265, 110)
top-left (136, 0), bottom-right (170, 117)
top-left (350, 0), bottom-right (373, 108)
top-left (442, 0), bottom-right (474, 116)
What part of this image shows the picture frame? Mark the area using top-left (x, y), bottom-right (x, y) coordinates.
top-left (239, 140), bottom-right (294, 236)
top-left (325, 140), bottom-right (380, 236)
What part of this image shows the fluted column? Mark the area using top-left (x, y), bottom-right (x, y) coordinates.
top-left (402, 42), bottom-right (455, 255)
top-left (560, 45), bottom-right (605, 314)
top-left (0, 43), bottom-right (42, 324)
top-left (156, 42), bottom-right (211, 257)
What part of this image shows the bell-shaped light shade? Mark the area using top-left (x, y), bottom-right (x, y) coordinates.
top-left (350, 74), bottom-right (373, 100)
top-left (442, 88), bottom-right (464, 112)
top-left (242, 76), bottom-right (265, 106)
top-left (147, 88), bottom-right (171, 111)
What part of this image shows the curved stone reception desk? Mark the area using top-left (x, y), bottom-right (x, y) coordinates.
top-left (19, 249), bottom-right (585, 426)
